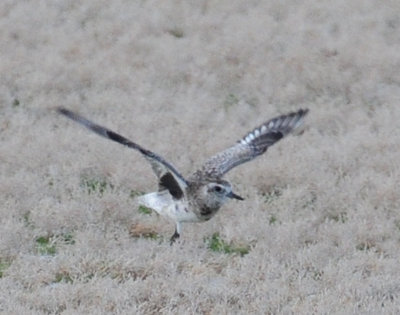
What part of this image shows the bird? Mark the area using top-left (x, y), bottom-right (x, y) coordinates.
top-left (57, 107), bottom-right (309, 243)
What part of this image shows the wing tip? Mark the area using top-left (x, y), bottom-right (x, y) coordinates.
top-left (297, 108), bottom-right (309, 117)
top-left (57, 106), bottom-right (70, 116)
top-left (239, 108), bottom-right (309, 145)
top-left (291, 108), bottom-right (309, 129)
top-left (57, 107), bottom-right (82, 123)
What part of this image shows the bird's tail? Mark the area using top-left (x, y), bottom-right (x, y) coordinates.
top-left (136, 191), bottom-right (172, 216)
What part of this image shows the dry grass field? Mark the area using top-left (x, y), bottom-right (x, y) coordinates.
top-left (1, 0), bottom-right (400, 314)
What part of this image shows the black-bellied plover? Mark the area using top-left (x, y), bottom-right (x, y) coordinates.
top-left (58, 108), bottom-right (308, 243)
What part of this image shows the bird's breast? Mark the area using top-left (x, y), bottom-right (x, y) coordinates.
top-left (168, 202), bottom-right (200, 222)
top-left (198, 205), bottom-right (220, 221)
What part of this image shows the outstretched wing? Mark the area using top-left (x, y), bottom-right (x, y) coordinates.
top-left (57, 108), bottom-right (187, 199)
top-left (192, 109), bottom-right (309, 180)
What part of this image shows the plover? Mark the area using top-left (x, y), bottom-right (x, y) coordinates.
top-left (58, 107), bottom-right (308, 243)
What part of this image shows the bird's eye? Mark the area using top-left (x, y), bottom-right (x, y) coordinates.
top-left (214, 186), bottom-right (222, 192)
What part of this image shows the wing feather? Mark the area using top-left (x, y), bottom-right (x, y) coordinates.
top-left (192, 109), bottom-right (309, 180)
top-left (57, 108), bottom-right (187, 199)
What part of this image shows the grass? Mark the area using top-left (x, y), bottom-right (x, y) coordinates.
top-left (23, 211), bottom-right (34, 228)
top-left (1, 1), bottom-right (400, 313)
top-left (167, 28), bottom-right (184, 38)
top-left (205, 233), bottom-right (250, 256)
top-left (129, 190), bottom-right (145, 198)
top-left (12, 98), bottom-right (20, 107)
top-left (327, 211), bottom-right (347, 223)
top-left (35, 233), bottom-right (75, 256)
top-left (61, 233), bottom-right (76, 245)
top-left (269, 214), bottom-right (278, 225)
top-left (138, 205), bottom-right (153, 215)
top-left (54, 271), bottom-right (73, 284)
top-left (35, 236), bottom-right (57, 256)
top-left (80, 176), bottom-right (113, 195)
top-left (356, 240), bottom-right (375, 251)
top-left (224, 93), bottom-right (240, 110)
top-left (0, 260), bottom-right (11, 278)
top-left (140, 232), bottom-right (160, 240)
top-left (129, 223), bottom-right (161, 240)
top-left (263, 187), bottom-right (283, 204)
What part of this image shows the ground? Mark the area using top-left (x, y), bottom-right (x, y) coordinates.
top-left (1, 0), bottom-right (400, 314)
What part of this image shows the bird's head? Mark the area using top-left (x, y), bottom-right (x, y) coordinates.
top-left (197, 179), bottom-right (244, 210)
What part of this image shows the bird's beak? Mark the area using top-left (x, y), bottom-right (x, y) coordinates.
top-left (227, 191), bottom-right (244, 201)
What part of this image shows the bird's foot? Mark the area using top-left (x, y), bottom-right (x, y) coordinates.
top-left (170, 230), bottom-right (180, 245)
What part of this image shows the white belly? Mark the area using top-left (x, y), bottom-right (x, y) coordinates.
top-left (137, 191), bottom-right (200, 223)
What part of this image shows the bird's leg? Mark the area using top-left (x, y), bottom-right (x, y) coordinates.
top-left (170, 230), bottom-right (179, 244)
top-left (170, 222), bottom-right (181, 245)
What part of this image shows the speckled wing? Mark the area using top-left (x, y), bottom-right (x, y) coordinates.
top-left (57, 108), bottom-right (187, 199)
top-left (193, 109), bottom-right (309, 180)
